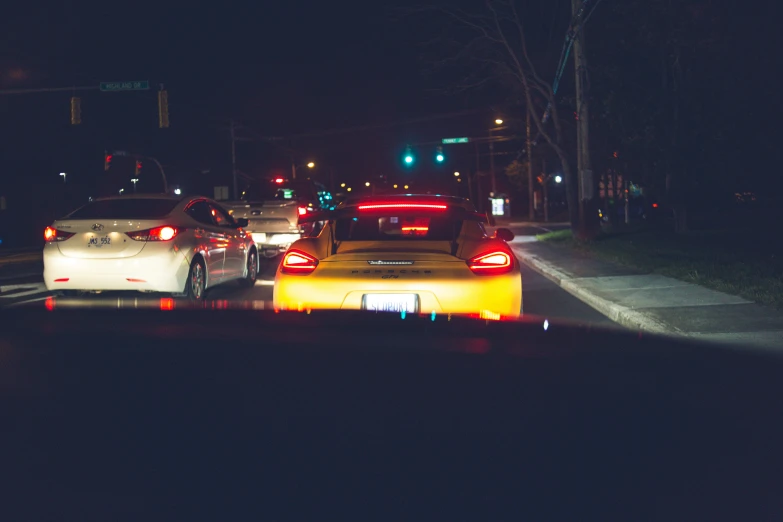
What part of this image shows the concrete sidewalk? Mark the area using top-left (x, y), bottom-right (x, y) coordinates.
top-left (510, 240), bottom-right (783, 350)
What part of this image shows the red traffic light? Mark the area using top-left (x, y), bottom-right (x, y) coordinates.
top-left (104, 154), bottom-right (113, 171)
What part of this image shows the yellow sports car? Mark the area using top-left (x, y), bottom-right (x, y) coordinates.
top-left (273, 195), bottom-right (522, 319)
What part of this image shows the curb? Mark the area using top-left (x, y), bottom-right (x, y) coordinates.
top-left (514, 248), bottom-right (678, 335)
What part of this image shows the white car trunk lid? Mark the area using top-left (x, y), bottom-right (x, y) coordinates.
top-left (53, 219), bottom-right (163, 259)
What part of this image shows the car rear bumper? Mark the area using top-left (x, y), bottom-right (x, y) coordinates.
top-left (250, 232), bottom-right (302, 258)
top-left (43, 243), bottom-right (191, 293)
top-left (273, 268), bottom-right (522, 318)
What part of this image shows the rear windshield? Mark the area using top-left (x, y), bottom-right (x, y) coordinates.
top-left (241, 181), bottom-right (315, 202)
top-left (66, 199), bottom-right (179, 219)
top-left (335, 215), bottom-right (463, 241)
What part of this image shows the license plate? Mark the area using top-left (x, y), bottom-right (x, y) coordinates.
top-left (88, 236), bottom-right (112, 247)
top-left (362, 294), bottom-right (418, 313)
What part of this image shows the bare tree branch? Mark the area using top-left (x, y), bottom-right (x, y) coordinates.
top-left (509, 0), bottom-right (555, 99)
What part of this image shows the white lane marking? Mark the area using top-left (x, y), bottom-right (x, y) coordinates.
top-left (5, 296), bottom-right (51, 307)
top-left (0, 283), bottom-right (48, 298)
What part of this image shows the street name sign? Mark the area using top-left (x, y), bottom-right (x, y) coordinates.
top-left (442, 137), bottom-right (470, 144)
top-left (100, 81), bottom-right (150, 92)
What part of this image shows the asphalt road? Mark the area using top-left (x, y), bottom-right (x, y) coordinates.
top-left (0, 224), bottom-right (615, 328)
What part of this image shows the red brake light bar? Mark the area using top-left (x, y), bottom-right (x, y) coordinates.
top-left (44, 227), bottom-right (75, 242)
top-left (467, 250), bottom-right (513, 275)
top-left (127, 225), bottom-right (181, 242)
top-left (281, 249), bottom-right (319, 274)
top-left (274, 178), bottom-right (285, 184)
top-left (357, 203), bottom-right (448, 211)
top-left (298, 206), bottom-right (308, 216)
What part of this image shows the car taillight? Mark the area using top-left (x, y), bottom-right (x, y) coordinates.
top-left (467, 250), bottom-right (513, 275)
top-left (357, 203), bottom-right (447, 211)
top-left (298, 206), bottom-right (308, 216)
top-left (127, 225), bottom-right (181, 242)
top-left (44, 227), bottom-right (75, 242)
top-left (281, 249), bottom-right (318, 274)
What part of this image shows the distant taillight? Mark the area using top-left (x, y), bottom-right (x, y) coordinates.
top-left (298, 206), bottom-right (308, 216)
top-left (467, 250), bottom-right (513, 275)
top-left (44, 227), bottom-right (75, 242)
top-left (281, 249), bottom-right (318, 274)
top-left (127, 225), bottom-right (181, 242)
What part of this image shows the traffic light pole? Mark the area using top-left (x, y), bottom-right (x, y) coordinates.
top-left (0, 86), bottom-right (99, 95)
top-left (108, 151), bottom-right (168, 193)
top-left (230, 119), bottom-right (238, 199)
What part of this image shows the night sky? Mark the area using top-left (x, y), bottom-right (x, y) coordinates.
top-left (0, 0), bottom-right (779, 214)
top-left (0, 0), bottom-right (518, 202)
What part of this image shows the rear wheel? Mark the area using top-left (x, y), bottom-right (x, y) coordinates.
top-left (239, 249), bottom-right (258, 288)
top-left (184, 257), bottom-right (206, 301)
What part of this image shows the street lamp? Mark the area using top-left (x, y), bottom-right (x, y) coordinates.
top-left (174, 187), bottom-right (182, 195)
top-left (340, 183), bottom-right (346, 188)
top-left (555, 175), bottom-right (562, 184)
top-left (404, 185), bottom-right (409, 190)
top-left (347, 187), bottom-right (352, 192)
top-left (393, 184), bottom-right (398, 189)
top-left (59, 172), bottom-right (66, 184)
top-left (453, 171), bottom-right (460, 177)
top-left (131, 178), bottom-right (139, 192)
top-left (292, 160), bottom-right (316, 179)
top-left (495, 118), bottom-right (504, 125)
top-left (365, 182), bottom-right (370, 187)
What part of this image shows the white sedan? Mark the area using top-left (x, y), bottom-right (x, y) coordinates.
top-left (43, 194), bottom-right (258, 300)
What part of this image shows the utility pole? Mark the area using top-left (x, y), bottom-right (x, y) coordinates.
top-left (572, 0), bottom-right (597, 238)
top-left (230, 119), bottom-right (238, 200)
top-left (526, 107), bottom-right (534, 220)
top-left (475, 140), bottom-right (483, 212)
top-left (489, 132), bottom-right (497, 196)
top-left (543, 158), bottom-right (549, 223)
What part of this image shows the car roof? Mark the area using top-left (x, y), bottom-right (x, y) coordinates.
top-left (338, 194), bottom-right (476, 211)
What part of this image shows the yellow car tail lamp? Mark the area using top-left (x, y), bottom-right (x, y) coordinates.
top-left (466, 250), bottom-right (513, 275)
top-left (280, 249), bottom-right (319, 274)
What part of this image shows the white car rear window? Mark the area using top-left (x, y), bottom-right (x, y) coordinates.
top-left (67, 199), bottom-right (179, 219)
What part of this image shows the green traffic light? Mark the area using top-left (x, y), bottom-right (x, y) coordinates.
top-left (436, 154), bottom-right (444, 162)
top-left (404, 155), bottom-right (414, 165)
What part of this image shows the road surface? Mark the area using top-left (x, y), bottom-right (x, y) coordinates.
top-left (0, 224), bottom-right (615, 328)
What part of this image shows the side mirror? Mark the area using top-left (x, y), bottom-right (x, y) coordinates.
top-left (494, 228), bottom-right (514, 242)
top-left (235, 218), bottom-right (249, 228)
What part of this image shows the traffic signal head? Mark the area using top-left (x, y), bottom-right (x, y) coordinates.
top-left (158, 90), bottom-right (170, 128)
top-left (135, 160), bottom-right (142, 176)
top-left (104, 154), bottom-right (112, 171)
top-left (403, 146), bottom-right (414, 166)
top-left (435, 146), bottom-right (444, 163)
top-left (70, 97), bottom-right (81, 125)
